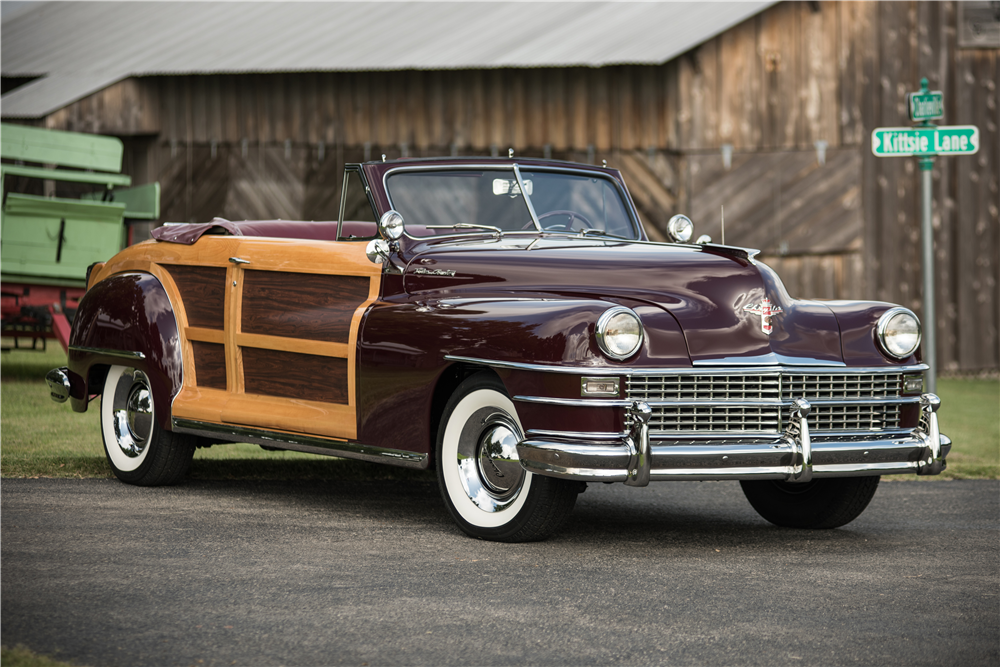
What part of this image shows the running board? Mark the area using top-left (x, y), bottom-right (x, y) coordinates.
top-left (171, 418), bottom-right (429, 470)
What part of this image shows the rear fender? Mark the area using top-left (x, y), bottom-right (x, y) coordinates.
top-left (67, 272), bottom-right (182, 430)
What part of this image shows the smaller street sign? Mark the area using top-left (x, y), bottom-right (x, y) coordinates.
top-left (907, 89), bottom-right (944, 122)
top-left (871, 125), bottom-right (980, 158)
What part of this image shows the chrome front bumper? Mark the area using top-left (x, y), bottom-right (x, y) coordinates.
top-left (516, 393), bottom-right (950, 485)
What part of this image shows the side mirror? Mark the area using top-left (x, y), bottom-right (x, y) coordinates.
top-left (379, 210), bottom-right (405, 241)
top-left (366, 239), bottom-right (391, 265)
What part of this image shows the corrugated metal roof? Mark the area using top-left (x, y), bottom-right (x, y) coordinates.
top-left (2, 1), bottom-right (775, 118)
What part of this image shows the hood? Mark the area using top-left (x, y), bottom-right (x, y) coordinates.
top-left (404, 238), bottom-right (844, 365)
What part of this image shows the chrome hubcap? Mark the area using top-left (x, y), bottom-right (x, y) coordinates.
top-left (476, 418), bottom-right (523, 497)
top-left (456, 408), bottom-right (526, 512)
top-left (112, 370), bottom-right (153, 458)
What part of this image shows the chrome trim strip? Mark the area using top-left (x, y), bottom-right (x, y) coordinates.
top-left (68, 345), bottom-right (146, 360)
top-left (627, 397), bottom-right (918, 408)
top-left (446, 355), bottom-right (625, 375)
top-left (445, 355), bottom-right (927, 376)
top-left (525, 429), bottom-right (627, 440)
top-left (171, 419), bottom-right (428, 469)
top-left (514, 395), bottom-right (631, 407)
top-left (650, 429), bottom-right (915, 441)
top-left (512, 163), bottom-right (542, 231)
top-left (693, 353), bottom-right (845, 367)
top-left (514, 395), bottom-right (920, 409)
top-left (382, 163), bottom-right (643, 241)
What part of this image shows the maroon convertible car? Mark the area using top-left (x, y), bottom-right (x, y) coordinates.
top-left (47, 156), bottom-right (949, 542)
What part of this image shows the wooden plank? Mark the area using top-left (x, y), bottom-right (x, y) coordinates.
top-left (691, 39), bottom-right (719, 150)
top-left (525, 68), bottom-right (545, 149)
top-left (427, 70), bottom-right (446, 148)
top-left (800, 2), bottom-right (840, 148)
top-left (757, 2), bottom-right (800, 149)
top-left (450, 70), bottom-right (469, 150)
top-left (570, 68), bottom-right (588, 151)
top-left (469, 70), bottom-right (487, 150)
top-left (287, 73), bottom-right (303, 143)
top-left (321, 72), bottom-right (337, 145)
top-left (718, 17), bottom-right (759, 149)
top-left (591, 67), bottom-right (611, 151)
top-left (838, 1), bottom-right (863, 146)
top-left (546, 68), bottom-right (568, 151)
top-left (614, 66), bottom-right (633, 150)
top-left (661, 61), bottom-right (678, 150)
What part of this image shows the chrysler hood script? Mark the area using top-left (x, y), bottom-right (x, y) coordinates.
top-left (743, 298), bottom-right (782, 335)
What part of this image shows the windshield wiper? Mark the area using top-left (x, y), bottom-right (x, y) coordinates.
top-left (577, 228), bottom-right (627, 240)
top-left (426, 223), bottom-right (504, 238)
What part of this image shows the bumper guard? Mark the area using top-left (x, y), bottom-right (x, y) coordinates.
top-left (516, 393), bottom-right (950, 485)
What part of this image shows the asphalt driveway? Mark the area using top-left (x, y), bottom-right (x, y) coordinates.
top-left (2, 477), bottom-right (997, 666)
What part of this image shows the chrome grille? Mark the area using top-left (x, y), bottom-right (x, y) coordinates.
top-left (628, 372), bottom-right (905, 435)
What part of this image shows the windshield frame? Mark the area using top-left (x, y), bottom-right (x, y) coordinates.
top-left (381, 163), bottom-right (643, 241)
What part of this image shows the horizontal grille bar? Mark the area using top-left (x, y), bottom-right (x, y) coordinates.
top-left (628, 372), bottom-right (905, 434)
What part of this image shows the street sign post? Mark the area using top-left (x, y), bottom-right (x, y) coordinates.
top-left (871, 78), bottom-right (980, 394)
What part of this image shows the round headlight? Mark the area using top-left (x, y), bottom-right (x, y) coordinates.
top-left (876, 307), bottom-right (921, 359)
top-left (596, 306), bottom-right (644, 360)
top-left (379, 210), bottom-right (405, 241)
top-left (666, 215), bottom-right (694, 243)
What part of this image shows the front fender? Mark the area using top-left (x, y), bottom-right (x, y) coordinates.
top-left (67, 272), bottom-right (182, 429)
top-left (356, 296), bottom-right (690, 454)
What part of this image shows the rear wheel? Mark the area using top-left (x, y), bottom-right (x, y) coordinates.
top-left (436, 373), bottom-right (580, 542)
top-left (101, 365), bottom-right (195, 486)
top-left (740, 476), bottom-right (880, 529)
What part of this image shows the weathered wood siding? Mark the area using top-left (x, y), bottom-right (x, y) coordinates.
top-left (31, 0), bottom-right (999, 371)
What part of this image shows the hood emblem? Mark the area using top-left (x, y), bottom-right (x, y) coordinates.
top-left (413, 267), bottom-right (456, 277)
top-left (743, 298), bottom-right (783, 335)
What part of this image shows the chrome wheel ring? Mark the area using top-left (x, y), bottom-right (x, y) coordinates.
top-left (103, 366), bottom-right (155, 472)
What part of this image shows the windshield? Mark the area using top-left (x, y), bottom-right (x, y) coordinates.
top-left (384, 167), bottom-right (638, 239)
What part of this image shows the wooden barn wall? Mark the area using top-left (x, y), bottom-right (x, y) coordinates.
top-left (32, 0), bottom-right (999, 372)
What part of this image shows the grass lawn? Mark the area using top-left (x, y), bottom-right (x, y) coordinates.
top-left (2, 344), bottom-right (997, 480)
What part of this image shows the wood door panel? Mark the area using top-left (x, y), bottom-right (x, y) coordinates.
top-left (242, 347), bottom-right (349, 404)
top-left (241, 270), bottom-right (370, 343)
top-left (164, 265), bottom-right (227, 329)
top-left (191, 341), bottom-right (227, 390)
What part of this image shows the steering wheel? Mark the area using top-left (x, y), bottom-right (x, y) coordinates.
top-left (537, 210), bottom-right (595, 231)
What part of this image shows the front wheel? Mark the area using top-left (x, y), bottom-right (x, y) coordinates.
top-left (101, 365), bottom-right (195, 486)
top-left (436, 373), bottom-right (580, 542)
top-left (740, 476), bottom-right (880, 529)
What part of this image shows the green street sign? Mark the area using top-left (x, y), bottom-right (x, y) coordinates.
top-left (871, 125), bottom-right (980, 157)
top-left (907, 90), bottom-right (944, 121)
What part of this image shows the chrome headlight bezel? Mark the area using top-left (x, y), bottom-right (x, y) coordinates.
top-left (666, 214), bottom-right (694, 244)
top-left (378, 209), bottom-right (405, 241)
top-left (595, 306), bottom-right (644, 361)
top-left (876, 307), bottom-right (921, 360)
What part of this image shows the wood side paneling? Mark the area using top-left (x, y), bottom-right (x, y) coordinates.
top-left (241, 270), bottom-right (370, 342)
top-left (243, 347), bottom-right (348, 404)
top-left (191, 341), bottom-right (227, 390)
top-left (163, 265), bottom-right (226, 329)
